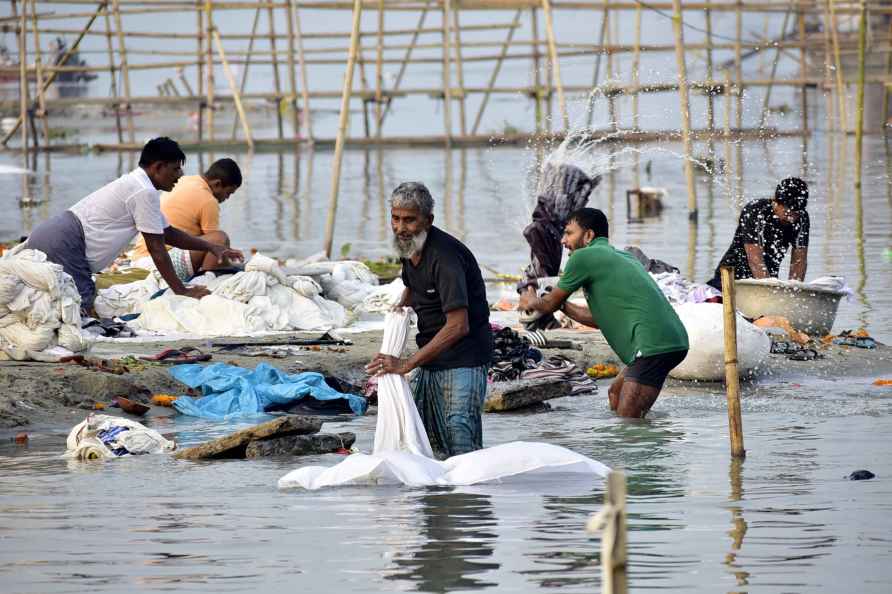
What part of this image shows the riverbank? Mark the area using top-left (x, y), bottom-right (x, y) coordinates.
top-left (2, 325), bottom-right (890, 433)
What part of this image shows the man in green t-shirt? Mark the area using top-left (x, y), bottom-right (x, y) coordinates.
top-left (518, 208), bottom-right (689, 418)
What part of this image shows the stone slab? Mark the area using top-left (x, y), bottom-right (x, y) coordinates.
top-left (484, 378), bottom-right (570, 412)
top-left (245, 431), bottom-right (356, 458)
top-left (174, 415), bottom-right (323, 460)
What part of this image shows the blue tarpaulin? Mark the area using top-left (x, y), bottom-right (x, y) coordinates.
top-left (170, 362), bottom-right (367, 419)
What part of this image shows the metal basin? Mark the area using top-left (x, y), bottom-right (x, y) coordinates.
top-left (734, 278), bottom-right (846, 336)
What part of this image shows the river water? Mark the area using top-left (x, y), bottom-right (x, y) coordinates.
top-left (2, 35), bottom-right (892, 593)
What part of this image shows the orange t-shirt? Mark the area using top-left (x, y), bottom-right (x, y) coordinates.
top-left (131, 175), bottom-right (220, 259)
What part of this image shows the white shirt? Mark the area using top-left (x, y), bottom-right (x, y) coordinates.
top-left (70, 167), bottom-right (168, 272)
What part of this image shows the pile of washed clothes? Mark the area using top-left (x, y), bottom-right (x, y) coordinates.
top-left (93, 253), bottom-right (404, 337)
top-left (0, 247), bottom-right (92, 361)
top-left (65, 413), bottom-right (175, 460)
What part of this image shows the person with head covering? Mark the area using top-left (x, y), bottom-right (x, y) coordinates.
top-left (706, 177), bottom-right (810, 291)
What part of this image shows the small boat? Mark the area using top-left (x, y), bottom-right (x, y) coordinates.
top-left (734, 278), bottom-right (846, 336)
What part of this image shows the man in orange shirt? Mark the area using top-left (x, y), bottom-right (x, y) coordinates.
top-left (131, 158), bottom-right (241, 280)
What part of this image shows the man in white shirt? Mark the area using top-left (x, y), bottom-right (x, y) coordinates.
top-left (25, 137), bottom-right (242, 315)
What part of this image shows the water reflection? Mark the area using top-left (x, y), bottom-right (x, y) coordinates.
top-left (725, 458), bottom-right (750, 589)
top-left (386, 490), bottom-right (498, 591)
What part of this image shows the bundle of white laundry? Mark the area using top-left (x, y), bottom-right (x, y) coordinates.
top-left (94, 253), bottom-right (350, 336)
top-left (0, 247), bottom-right (91, 361)
top-left (284, 255), bottom-right (381, 309)
top-left (278, 309), bottom-right (610, 490)
top-left (65, 413), bottom-right (176, 460)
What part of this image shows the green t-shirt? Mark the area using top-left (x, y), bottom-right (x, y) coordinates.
top-left (557, 237), bottom-right (689, 365)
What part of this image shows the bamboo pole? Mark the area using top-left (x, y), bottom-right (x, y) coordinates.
top-left (1, 3), bottom-right (102, 146)
top-left (266, 0), bottom-right (284, 139)
top-left (585, 4), bottom-right (609, 128)
top-left (531, 7), bottom-right (543, 132)
top-left (375, 0), bottom-right (385, 137)
top-left (631, 3), bottom-right (641, 132)
top-left (471, 8), bottom-right (522, 135)
top-left (586, 470), bottom-right (628, 594)
top-left (356, 27), bottom-right (372, 138)
top-left (379, 0), bottom-right (432, 126)
top-left (797, 7), bottom-right (808, 135)
top-left (442, 0), bottom-right (454, 144)
top-left (735, 0), bottom-right (743, 131)
top-left (323, 0), bottom-right (364, 259)
top-left (284, 0), bottom-right (300, 139)
top-left (854, 0), bottom-right (868, 189)
top-left (16, 0), bottom-right (30, 164)
top-left (704, 6), bottom-right (714, 132)
top-left (101, 1), bottom-right (124, 143)
top-left (213, 29), bottom-right (254, 148)
top-left (452, 5), bottom-right (468, 136)
top-left (605, 6), bottom-right (617, 131)
top-left (28, 0), bottom-right (50, 150)
top-left (205, 0), bottom-right (217, 143)
top-left (196, 0), bottom-right (204, 142)
top-left (293, 3), bottom-right (313, 139)
top-left (884, 20), bottom-right (892, 124)
top-left (542, 0), bottom-right (568, 131)
top-left (720, 266), bottom-right (745, 459)
top-left (758, 9), bottom-right (791, 129)
top-left (231, 3), bottom-right (262, 139)
top-left (829, 0), bottom-right (848, 133)
top-left (671, 0), bottom-right (698, 219)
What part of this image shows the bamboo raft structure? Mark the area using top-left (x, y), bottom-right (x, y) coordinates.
top-left (2, 1), bottom-right (891, 252)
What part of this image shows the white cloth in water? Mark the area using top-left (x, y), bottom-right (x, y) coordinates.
top-left (669, 302), bottom-right (770, 381)
top-left (278, 309), bottom-right (610, 490)
top-left (130, 253), bottom-right (348, 336)
top-left (65, 413), bottom-right (176, 460)
top-left (809, 275), bottom-right (855, 300)
top-left (0, 249), bottom-right (91, 360)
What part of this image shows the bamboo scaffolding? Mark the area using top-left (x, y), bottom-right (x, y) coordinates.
top-left (854, 0), bottom-right (868, 190)
top-left (758, 8), bottom-right (792, 129)
top-left (293, 3), bottom-right (313, 139)
top-left (442, 0), bottom-right (454, 144)
top-left (28, 0), bottom-right (50, 150)
top-left (204, 0), bottom-right (215, 143)
top-left (230, 2), bottom-right (263, 140)
top-left (284, 0), bottom-right (301, 138)
top-left (531, 7), bottom-right (543, 132)
top-left (213, 29), bottom-right (254, 148)
top-left (542, 0), bottom-right (568, 131)
top-left (471, 8), bottom-right (522, 135)
top-left (378, 0), bottom-right (431, 126)
top-left (452, 5), bottom-right (468, 135)
top-left (671, 0), bottom-right (698, 219)
top-left (16, 0), bottom-right (30, 165)
top-left (375, 0), bottom-right (385, 138)
top-left (101, 1), bottom-right (124, 144)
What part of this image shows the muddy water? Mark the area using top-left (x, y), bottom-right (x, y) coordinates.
top-left (1, 128), bottom-right (892, 592)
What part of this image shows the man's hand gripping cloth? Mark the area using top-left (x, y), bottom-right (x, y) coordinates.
top-left (278, 308), bottom-right (610, 490)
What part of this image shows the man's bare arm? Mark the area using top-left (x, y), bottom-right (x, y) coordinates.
top-left (744, 243), bottom-right (769, 279)
top-left (561, 301), bottom-right (598, 328)
top-left (789, 247), bottom-right (808, 281)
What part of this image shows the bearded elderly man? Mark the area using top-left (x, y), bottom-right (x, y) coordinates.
top-left (367, 182), bottom-right (493, 458)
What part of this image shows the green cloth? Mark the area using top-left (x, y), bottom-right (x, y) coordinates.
top-left (557, 237), bottom-right (688, 365)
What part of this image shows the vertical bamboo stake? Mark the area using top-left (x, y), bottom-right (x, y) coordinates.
top-left (542, 0), bottom-right (568, 132)
top-left (284, 0), bottom-right (300, 139)
top-left (797, 8), bottom-right (809, 136)
top-left (531, 7), bottom-right (543, 133)
top-left (472, 9), bottom-right (522, 135)
top-left (204, 0), bottom-right (215, 143)
top-left (101, 1), bottom-right (123, 144)
top-left (631, 3), bottom-right (642, 132)
top-left (231, 4), bottom-right (262, 140)
top-left (28, 0), bottom-right (49, 150)
top-left (442, 0), bottom-right (454, 144)
top-left (828, 0), bottom-right (848, 133)
top-left (671, 0), bottom-right (697, 219)
top-left (323, 0), bottom-right (363, 259)
top-left (854, 0), bottom-right (868, 190)
top-left (16, 0), bottom-right (30, 169)
top-left (213, 29), bottom-right (253, 149)
top-left (375, 0), bottom-right (385, 138)
top-left (884, 21), bottom-right (892, 123)
top-left (585, 5), bottom-right (609, 129)
top-left (380, 0), bottom-right (431, 126)
top-left (734, 0), bottom-right (743, 131)
top-left (720, 266), bottom-right (746, 459)
top-left (704, 6), bottom-right (715, 133)
top-left (196, 1), bottom-right (204, 142)
top-left (452, 6), bottom-right (467, 136)
top-left (586, 470), bottom-right (628, 594)
top-left (293, 4), bottom-right (313, 139)
top-left (266, 0), bottom-right (284, 139)
top-left (112, 0), bottom-right (136, 144)
top-left (605, 7), bottom-right (617, 132)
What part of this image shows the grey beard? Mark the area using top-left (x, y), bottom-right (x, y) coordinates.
top-left (393, 230), bottom-right (428, 259)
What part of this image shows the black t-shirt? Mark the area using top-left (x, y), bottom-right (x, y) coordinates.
top-left (400, 226), bottom-right (493, 370)
top-left (710, 198), bottom-right (810, 284)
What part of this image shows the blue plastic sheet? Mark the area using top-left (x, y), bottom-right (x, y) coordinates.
top-left (170, 362), bottom-right (367, 419)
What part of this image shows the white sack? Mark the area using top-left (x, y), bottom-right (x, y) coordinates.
top-left (670, 302), bottom-right (770, 381)
top-left (278, 309), bottom-right (610, 490)
top-left (65, 414), bottom-right (175, 459)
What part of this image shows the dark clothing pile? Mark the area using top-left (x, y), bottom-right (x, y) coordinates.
top-left (518, 163), bottom-right (599, 330)
top-left (708, 198), bottom-right (810, 290)
top-left (489, 327), bottom-right (543, 382)
top-left (401, 226), bottom-right (493, 370)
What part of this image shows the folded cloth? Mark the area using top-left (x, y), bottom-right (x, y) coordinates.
top-left (169, 362), bottom-right (367, 419)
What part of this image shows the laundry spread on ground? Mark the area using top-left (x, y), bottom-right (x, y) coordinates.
top-left (278, 310), bottom-right (610, 490)
top-left (0, 247), bottom-right (92, 361)
top-left (169, 362), bottom-right (367, 420)
top-left (65, 413), bottom-right (176, 460)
